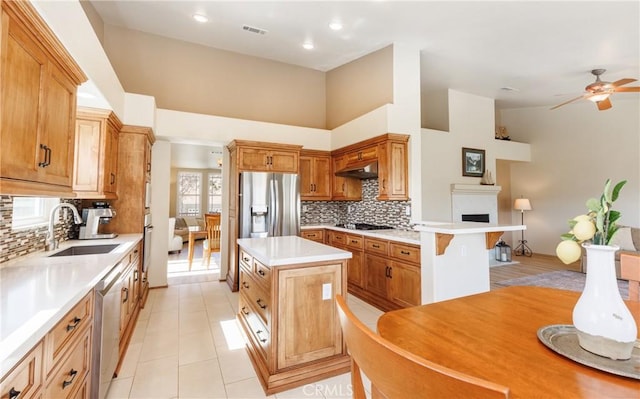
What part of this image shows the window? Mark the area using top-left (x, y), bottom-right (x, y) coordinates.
top-left (177, 171), bottom-right (202, 216)
top-left (12, 197), bottom-right (60, 229)
top-left (208, 173), bottom-right (222, 213)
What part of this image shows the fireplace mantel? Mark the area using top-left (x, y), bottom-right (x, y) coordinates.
top-left (451, 184), bottom-right (502, 195)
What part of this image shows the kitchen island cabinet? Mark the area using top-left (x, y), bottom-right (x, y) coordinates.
top-left (236, 236), bottom-right (351, 395)
top-left (0, 0), bottom-right (87, 196)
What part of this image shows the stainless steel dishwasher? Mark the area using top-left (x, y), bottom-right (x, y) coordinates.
top-left (91, 261), bottom-right (123, 399)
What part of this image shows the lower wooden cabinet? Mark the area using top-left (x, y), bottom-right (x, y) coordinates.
top-left (237, 248), bottom-right (349, 395)
top-left (0, 341), bottom-right (43, 399)
top-left (43, 325), bottom-right (91, 399)
top-left (300, 229), bottom-right (325, 243)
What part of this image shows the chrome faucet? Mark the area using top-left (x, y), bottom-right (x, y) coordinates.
top-left (47, 203), bottom-right (83, 251)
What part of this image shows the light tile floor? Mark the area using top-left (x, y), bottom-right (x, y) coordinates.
top-left (107, 267), bottom-right (382, 399)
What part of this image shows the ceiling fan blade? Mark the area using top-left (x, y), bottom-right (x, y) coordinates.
top-left (550, 95), bottom-right (586, 110)
top-left (596, 98), bottom-right (612, 111)
top-left (615, 86), bottom-right (640, 92)
top-left (611, 78), bottom-right (637, 87)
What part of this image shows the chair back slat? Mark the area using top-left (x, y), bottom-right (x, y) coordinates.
top-left (621, 253), bottom-right (640, 301)
top-left (335, 295), bottom-right (510, 399)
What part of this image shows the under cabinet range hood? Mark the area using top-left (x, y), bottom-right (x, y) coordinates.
top-left (335, 161), bottom-right (378, 179)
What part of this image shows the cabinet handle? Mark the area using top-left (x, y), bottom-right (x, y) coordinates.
top-left (146, 162), bottom-right (151, 173)
top-left (241, 306), bottom-right (250, 315)
top-left (255, 329), bottom-right (268, 343)
top-left (62, 369), bottom-right (78, 389)
top-left (257, 269), bottom-right (266, 277)
top-left (66, 316), bottom-right (81, 332)
top-left (243, 256), bottom-right (250, 262)
top-left (256, 299), bottom-right (267, 309)
top-left (342, 182), bottom-right (345, 191)
top-left (384, 266), bottom-right (389, 278)
top-left (351, 240), bottom-right (358, 244)
top-left (134, 270), bottom-right (139, 282)
top-left (382, 179), bottom-right (387, 190)
top-left (400, 250), bottom-right (410, 255)
top-left (110, 173), bottom-right (116, 185)
top-left (122, 287), bottom-right (129, 303)
top-left (242, 281), bottom-right (250, 289)
top-left (388, 267), bottom-right (393, 278)
top-left (9, 387), bottom-right (20, 399)
top-left (38, 144), bottom-right (50, 167)
top-left (372, 244), bottom-right (380, 249)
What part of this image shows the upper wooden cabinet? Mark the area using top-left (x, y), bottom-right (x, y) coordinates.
top-left (331, 134), bottom-right (409, 201)
top-left (0, 0), bottom-right (87, 196)
top-left (73, 108), bottom-right (122, 199)
top-left (234, 141), bottom-right (301, 173)
top-left (299, 150), bottom-right (331, 200)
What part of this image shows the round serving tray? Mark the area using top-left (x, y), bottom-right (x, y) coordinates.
top-left (537, 324), bottom-right (639, 380)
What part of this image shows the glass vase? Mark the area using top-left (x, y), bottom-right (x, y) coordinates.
top-left (573, 244), bottom-right (637, 360)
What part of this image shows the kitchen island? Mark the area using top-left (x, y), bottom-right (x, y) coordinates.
top-left (414, 221), bottom-right (525, 303)
top-left (236, 236), bottom-right (352, 395)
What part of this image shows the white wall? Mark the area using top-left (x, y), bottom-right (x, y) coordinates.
top-left (501, 98), bottom-right (640, 255)
top-left (420, 90), bottom-right (531, 222)
top-left (150, 141), bottom-right (171, 288)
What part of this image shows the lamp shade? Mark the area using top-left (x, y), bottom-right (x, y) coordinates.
top-left (514, 198), bottom-right (532, 211)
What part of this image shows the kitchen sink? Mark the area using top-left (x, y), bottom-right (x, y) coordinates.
top-left (48, 244), bottom-right (120, 257)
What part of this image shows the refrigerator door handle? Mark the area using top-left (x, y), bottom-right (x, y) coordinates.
top-left (269, 176), bottom-right (278, 236)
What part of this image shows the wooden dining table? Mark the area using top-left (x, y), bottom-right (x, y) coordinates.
top-left (377, 286), bottom-right (639, 398)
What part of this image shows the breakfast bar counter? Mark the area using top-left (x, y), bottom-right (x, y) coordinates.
top-left (236, 236), bottom-right (352, 394)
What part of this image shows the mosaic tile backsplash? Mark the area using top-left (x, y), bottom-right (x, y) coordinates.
top-left (301, 179), bottom-right (412, 230)
top-left (0, 196), bottom-right (81, 264)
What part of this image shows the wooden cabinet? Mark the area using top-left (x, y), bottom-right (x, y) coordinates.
top-left (0, 0), bottom-right (87, 196)
top-left (237, 247), bottom-right (349, 394)
top-left (226, 140), bottom-right (303, 292)
top-left (0, 341), bottom-right (43, 399)
top-left (236, 145), bottom-right (300, 173)
top-left (299, 150), bottom-right (331, 200)
top-left (300, 229), bottom-right (325, 243)
top-left (330, 134), bottom-right (409, 201)
top-left (118, 244), bottom-right (141, 370)
top-left (331, 154), bottom-right (361, 201)
top-left (102, 126), bottom-right (155, 235)
top-left (328, 230), bottom-right (365, 289)
top-left (73, 108), bottom-right (122, 199)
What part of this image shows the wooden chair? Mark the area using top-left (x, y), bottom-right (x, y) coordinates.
top-left (620, 253), bottom-right (640, 301)
top-left (203, 213), bottom-right (221, 268)
top-left (335, 295), bottom-right (510, 399)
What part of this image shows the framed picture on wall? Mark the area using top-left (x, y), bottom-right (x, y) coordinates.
top-left (462, 147), bottom-right (485, 177)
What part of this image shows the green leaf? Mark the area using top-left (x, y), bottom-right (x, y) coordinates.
top-left (602, 179), bottom-right (612, 202)
top-left (611, 180), bottom-right (626, 202)
top-left (608, 210), bottom-right (621, 224)
top-left (560, 233), bottom-right (575, 241)
top-left (586, 198), bottom-right (601, 212)
top-left (596, 212), bottom-right (604, 232)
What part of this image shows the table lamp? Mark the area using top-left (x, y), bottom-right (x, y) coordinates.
top-left (514, 198), bottom-right (532, 256)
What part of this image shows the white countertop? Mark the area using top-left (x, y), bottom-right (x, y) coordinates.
top-left (237, 236), bottom-right (352, 267)
top-left (412, 221), bottom-right (526, 234)
top-left (0, 235), bottom-right (142, 376)
top-left (301, 224), bottom-right (420, 245)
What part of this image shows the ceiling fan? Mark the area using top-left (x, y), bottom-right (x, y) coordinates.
top-left (550, 69), bottom-right (639, 111)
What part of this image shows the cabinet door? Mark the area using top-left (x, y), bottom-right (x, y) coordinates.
top-left (388, 262), bottom-right (421, 308)
top-left (377, 141), bottom-right (408, 200)
top-left (299, 156), bottom-right (314, 197)
top-left (269, 150), bottom-right (299, 173)
top-left (1, 17), bottom-right (47, 182)
top-left (276, 263), bottom-right (343, 370)
top-left (227, 213), bottom-right (239, 291)
top-left (331, 155), bottom-right (361, 201)
top-left (345, 145), bottom-right (377, 165)
top-left (104, 125), bottom-right (119, 195)
top-left (39, 62), bottom-right (76, 186)
top-left (72, 118), bottom-right (101, 192)
top-left (364, 253), bottom-right (390, 299)
top-left (238, 148), bottom-right (269, 171)
top-left (119, 265), bottom-right (134, 335)
top-left (347, 250), bottom-right (364, 288)
top-left (312, 156), bottom-right (331, 198)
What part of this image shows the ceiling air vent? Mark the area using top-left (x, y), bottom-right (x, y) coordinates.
top-left (242, 25), bottom-right (268, 35)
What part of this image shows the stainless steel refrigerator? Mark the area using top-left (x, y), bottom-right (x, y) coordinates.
top-left (239, 172), bottom-right (300, 239)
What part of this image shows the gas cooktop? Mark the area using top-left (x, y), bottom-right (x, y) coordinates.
top-left (334, 223), bottom-right (394, 230)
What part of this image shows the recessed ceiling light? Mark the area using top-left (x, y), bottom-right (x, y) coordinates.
top-left (192, 14), bottom-right (208, 23)
top-left (329, 21), bottom-right (343, 31)
top-left (500, 87), bottom-right (520, 92)
top-left (302, 42), bottom-right (314, 50)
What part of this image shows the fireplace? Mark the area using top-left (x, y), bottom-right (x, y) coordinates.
top-left (451, 184), bottom-right (501, 223)
top-left (462, 214), bottom-right (490, 223)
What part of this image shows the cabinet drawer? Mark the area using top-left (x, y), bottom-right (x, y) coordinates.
top-left (329, 231), bottom-right (347, 246)
top-left (364, 238), bottom-right (388, 256)
top-left (345, 234), bottom-right (363, 250)
top-left (253, 259), bottom-right (272, 287)
top-left (345, 145), bottom-right (377, 164)
top-left (240, 271), bottom-right (271, 326)
top-left (389, 242), bottom-right (421, 264)
top-left (239, 296), bottom-right (270, 357)
top-left (239, 249), bottom-right (253, 271)
top-left (44, 326), bottom-right (91, 399)
top-left (44, 292), bottom-right (93, 374)
top-left (301, 229), bottom-right (324, 242)
top-left (0, 341), bottom-right (43, 399)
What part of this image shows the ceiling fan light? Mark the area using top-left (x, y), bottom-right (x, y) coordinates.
top-left (588, 93), bottom-right (610, 102)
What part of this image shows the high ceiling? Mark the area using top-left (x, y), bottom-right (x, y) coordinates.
top-left (89, 1), bottom-right (639, 110)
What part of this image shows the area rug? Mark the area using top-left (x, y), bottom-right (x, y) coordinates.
top-left (496, 270), bottom-right (629, 298)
